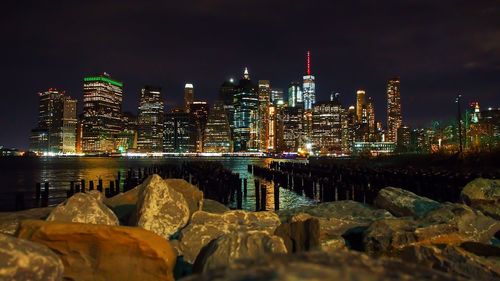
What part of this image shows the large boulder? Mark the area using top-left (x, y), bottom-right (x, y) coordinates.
top-left (135, 175), bottom-right (191, 238)
top-left (274, 213), bottom-right (321, 253)
top-left (461, 178), bottom-right (500, 220)
top-left (0, 207), bottom-right (53, 235)
top-left (193, 231), bottom-right (288, 273)
top-left (374, 187), bottom-right (441, 218)
top-left (183, 248), bottom-right (461, 281)
top-left (165, 178), bottom-right (203, 217)
top-left (399, 243), bottom-right (500, 281)
top-left (17, 220), bottom-right (176, 281)
top-left (278, 201), bottom-right (392, 250)
top-left (202, 199), bottom-right (229, 214)
top-left (0, 233), bottom-right (64, 281)
top-left (178, 210), bottom-right (281, 264)
top-left (364, 203), bottom-right (500, 256)
top-left (46, 193), bottom-right (119, 225)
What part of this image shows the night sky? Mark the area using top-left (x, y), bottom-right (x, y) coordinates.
top-left (1, 0), bottom-right (499, 149)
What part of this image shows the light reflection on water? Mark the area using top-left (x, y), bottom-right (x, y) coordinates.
top-left (0, 157), bottom-right (314, 211)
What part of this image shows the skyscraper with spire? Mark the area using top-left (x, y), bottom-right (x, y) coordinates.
top-left (302, 51), bottom-right (316, 110)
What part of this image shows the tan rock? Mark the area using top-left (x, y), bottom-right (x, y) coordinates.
top-left (166, 178), bottom-right (203, 217)
top-left (0, 207), bottom-right (53, 235)
top-left (461, 178), bottom-right (500, 220)
top-left (374, 187), bottom-right (441, 218)
top-left (202, 199), bottom-right (229, 214)
top-left (17, 220), bottom-right (176, 281)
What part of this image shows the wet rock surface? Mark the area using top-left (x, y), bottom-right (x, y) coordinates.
top-left (17, 219), bottom-right (176, 281)
top-left (135, 174), bottom-right (191, 238)
top-left (183, 249), bottom-right (462, 281)
top-left (47, 192), bottom-right (119, 225)
top-left (374, 187), bottom-right (442, 218)
top-left (0, 233), bottom-right (64, 281)
top-left (461, 178), bottom-right (500, 220)
top-left (178, 210), bottom-right (281, 264)
top-left (0, 207), bottom-right (53, 235)
top-left (193, 231), bottom-right (287, 273)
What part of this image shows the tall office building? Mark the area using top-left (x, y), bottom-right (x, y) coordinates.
top-left (189, 101), bottom-right (209, 152)
top-left (30, 88), bottom-right (77, 154)
top-left (281, 107), bottom-right (304, 152)
top-left (82, 73), bottom-right (123, 153)
top-left (312, 93), bottom-right (343, 154)
top-left (302, 51), bottom-right (316, 110)
top-left (137, 86), bottom-right (164, 152)
top-left (184, 83), bottom-right (194, 112)
top-left (288, 82), bottom-right (303, 108)
top-left (342, 106), bottom-right (357, 153)
top-left (356, 89), bottom-right (366, 122)
top-left (203, 101), bottom-right (233, 153)
top-left (366, 97), bottom-right (376, 141)
top-left (233, 67), bottom-right (259, 152)
top-left (219, 78), bottom-right (238, 138)
top-left (164, 109), bottom-right (197, 153)
top-left (258, 80), bottom-right (271, 152)
top-left (387, 77), bottom-right (402, 142)
top-left (271, 88), bottom-right (285, 105)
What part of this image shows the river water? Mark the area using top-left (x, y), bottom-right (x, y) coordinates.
top-left (0, 157), bottom-right (314, 211)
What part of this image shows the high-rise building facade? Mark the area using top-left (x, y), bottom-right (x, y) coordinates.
top-left (258, 80), bottom-right (271, 152)
top-left (82, 73), bottom-right (123, 153)
top-left (233, 67), bottom-right (259, 152)
top-left (164, 110), bottom-right (197, 153)
top-left (189, 101), bottom-right (209, 152)
top-left (203, 101), bottom-right (233, 153)
top-left (342, 106), bottom-right (357, 153)
top-left (312, 93), bottom-right (343, 154)
top-left (184, 83), bottom-right (194, 112)
top-left (30, 89), bottom-right (77, 154)
top-left (271, 88), bottom-right (285, 105)
top-left (219, 79), bottom-right (238, 139)
top-left (356, 89), bottom-right (366, 123)
top-left (288, 82), bottom-right (303, 108)
top-left (387, 77), bottom-right (402, 142)
top-left (281, 107), bottom-right (304, 152)
top-left (366, 97), bottom-right (376, 141)
top-left (302, 51), bottom-right (316, 110)
top-left (137, 86), bottom-right (164, 152)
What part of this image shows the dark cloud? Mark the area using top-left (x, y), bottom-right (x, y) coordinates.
top-left (0, 0), bottom-right (499, 148)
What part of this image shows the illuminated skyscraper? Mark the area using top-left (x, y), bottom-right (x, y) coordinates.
top-left (312, 93), bottom-right (343, 154)
top-left (219, 78), bottom-right (237, 138)
top-left (282, 107), bottom-right (304, 152)
top-left (288, 82), bottom-right (303, 108)
top-left (258, 80), bottom-right (271, 152)
top-left (189, 101), bottom-right (209, 152)
top-left (137, 86), bottom-right (164, 152)
top-left (302, 51), bottom-right (316, 110)
top-left (184, 83), bottom-right (194, 112)
top-left (367, 96), bottom-right (376, 141)
top-left (271, 88), bottom-right (285, 105)
top-left (30, 88), bottom-right (77, 154)
top-left (203, 101), bottom-right (233, 153)
top-left (356, 89), bottom-right (366, 122)
top-left (233, 67), bottom-right (259, 152)
top-left (387, 77), bottom-right (402, 142)
top-left (82, 73), bottom-right (123, 153)
top-left (342, 106), bottom-right (357, 153)
top-left (164, 109), bottom-right (197, 153)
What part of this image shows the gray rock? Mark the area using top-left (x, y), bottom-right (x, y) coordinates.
top-left (0, 207), bottom-right (53, 235)
top-left (461, 178), bottom-right (500, 220)
top-left (274, 213), bottom-right (321, 253)
top-left (278, 201), bottom-right (392, 250)
top-left (47, 193), bottom-right (119, 225)
top-left (136, 174), bottom-right (191, 238)
top-left (399, 243), bottom-right (500, 281)
top-left (178, 210), bottom-right (281, 264)
top-left (202, 199), bottom-right (229, 214)
top-left (193, 231), bottom-right (287, 273)
top-left (364, 203), bottom-right (500, 256)
top-left (0, 233), bottom-right (64, 281)
top-left (374, 187), bottom-right (441, 218)
top-left (183, 248), bottom-right (461, 281)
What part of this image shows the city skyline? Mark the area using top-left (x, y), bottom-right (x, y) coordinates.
top-left (1, 0), bottom-right (499, 148)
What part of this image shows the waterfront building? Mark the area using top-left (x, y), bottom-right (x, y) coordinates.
top-left (267, 105), bottom-right (277, 153)
top-left (137, 86), bottom-right (164, 152)
top-left (352, 141), bottom-right (396, 156)
top-left (341, 106), bottom-right (357, 154)
top-left (30, 88), bottom-right (77, 154)
top-left (396, 126), bottom-right (412, 152)
top-left (233, 67), bottom-right (259, 152)
top-left (302, 51), bottom-right (316, 110)
top-left (271, 88), bottom-right (285, 105)
top-left (184, 83), bottom-right (194, 112)
top-left (219, 78), bottom-right (238, 138)
top-left (281, 106), bottom-right (304, 152)
top-left (387, 77), bottom-right (402, 142)
top-left (164, 110), bottom-right (197, 153)
top-left (312, 93), bottom-right (343, 155)
top-left (288, 82), bottom-right (303, 108)
top-left (258, 80), bottom-right (271, 152)
top-left (189, 101), bottom-right (210, 152)
top-left (367, 97), bottom-right (376, 141)
top-left (356, 89), bottom-right (366, 122)
top-left (82, 73), bottom-right (123, 153)
top-left (203, 101), bottom-right (233, 153)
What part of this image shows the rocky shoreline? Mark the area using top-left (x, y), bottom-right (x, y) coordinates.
top-left (0, 175), bottom-right (499, 280)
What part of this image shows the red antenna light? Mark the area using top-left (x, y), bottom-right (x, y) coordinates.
top-left (306, 50), bottom-right (311, 75)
